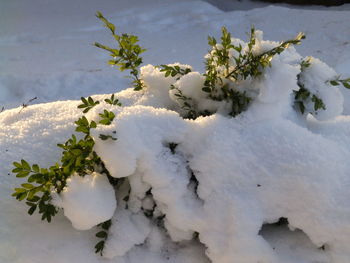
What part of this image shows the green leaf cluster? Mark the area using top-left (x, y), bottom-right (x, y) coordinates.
top-left (165, 27), bottom-right (304, 119)
top-left (78, 97), bottom-right (100, 113)
top-left (75, 116), bottom-right (97, 135)
top-left (170, 85), bottom-right (198, 119)
top-left (159, 65), bottom-right (192, 79)
top-left (105, 94), bottom-right (122, 106)
top-left (328, 77), bottom-right (350, 89)
top-left (11, 95), bottom-right (122, 251)
top-left (12, 160), bottom-right (60, 222)
top-left (99, 110), bottom-right (115, 125)
top-left (95, 12), bottom-right (146, 91)
top-left (294, 57), bottom-right (326, 115)
top-left (95, 220), bottom-right (112, 255)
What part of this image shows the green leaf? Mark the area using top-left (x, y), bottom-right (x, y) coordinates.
top-left (99, 134), bottom-right (117, 141)
top-left (32, 164), bottom-right (40, 173)
top-left (14, 188), bottom-right (26, 194)
top-left (12, 167), bottom-right (22, 173)
top-left (329, 80), bottom-right (340, 86)
top-left (18, 192), bottom-right (27, 201)
top-left (342, 82), bottom-right (350, 89)
top-left (202, 87), bottom-right (211, 93)
top-left (28, 205), bottom-right (37, 215)
top-left (21, 183), bottom-right (34, 189)
top-left (28, 196), bottom-right (40, 202)
top-left (13, 162), bottom-right (22, 168)
top-left (95, 241), bottom-right (105, 254)
top-left (16, 171), bottom-right (30, 178)
top-left (102, 220), bottom-right (112, 230)
top-left (96, 231), bottom-right (107, 238)
top-left (21, 160), bottom-right (31, 170)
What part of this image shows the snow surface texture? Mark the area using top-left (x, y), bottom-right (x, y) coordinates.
top-left (1, 1), bottom-right (350, 263)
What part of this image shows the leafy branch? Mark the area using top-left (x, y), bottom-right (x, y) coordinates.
top-left (95, 220), bottom-right (112, 255)
top-left (328, 77), bottom-right (350, 89)
top-left (225, 30), bottom-right (305, 79)
top-left (159, 65), bottom-right (192, 80)
top-left (294, 57), bottom-right (326, 115)
top-left (11, 95), bottom-right (121, 249)
top-left (95, 11), bottom-right (146, 91)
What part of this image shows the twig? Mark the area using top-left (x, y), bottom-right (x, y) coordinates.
top-left (19, 97), bottom-right (38, 114)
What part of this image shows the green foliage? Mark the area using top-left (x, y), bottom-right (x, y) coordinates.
top-left (99, 134), bottom-right (117, 141)
top-left (12, 161), bottom-right (60, 222)
top-left (294, 57), bottom-right (326, 115)
top-left (75, 116), bottom-right (97, 135)
top-left (311, 94), bottom-right (326, 111)
top-left (203, 26), bottom-right (235, 94)
top-left (95, 11), bottom-right (146, 91)
top-left (104, 94), bottom-right (122, 106)
top-left (159, 65), bottom-right (192, 79)
top-left (78, 97), bottom-right (100, 113)
top-left (95, 220), bottom-right (112, 255)
top-left (201, 27), bottom-right (254, 117)
top-left (169, 26), bottom-right (304, 119)
top-left (328, 77), bottom-right (350, 89)
top-left (12, 111), bottom-right (100, 222)
top-left (225, 88), bottom-right (251, 117)
top-left (11, 95), bottom-right (121, 253)
top-left (170, 85), bottom-right (198, 119)
top-left (57, 134), bottom-right (97, 176)
top-left (294, 87), bottom-right (310, 114)
top-left (225, 29), bottom-right (305, 80)
top-left (99, 110), bottom-right (115, 125)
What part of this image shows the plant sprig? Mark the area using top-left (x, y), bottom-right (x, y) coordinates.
top-left (95, 11), bottom-right (146, 91)
top-left (95, 220), bottom-right (112, 255)
top-left (12, 161), bottom-right (61, 222)
top-left (78, 97), bottom-right (100, 113)
top-left (105, 94), bottom-right (122, 106)
top-left (159, 65), bottom-right (192, 80)
top-left (328, 77), bottom-right (350, 89)
top-left (99, 110), bottom-right (115, 125)
top-left (226, 30), bottom-right (305, 79)
top-left (294, 57), bottom-right (326, 115)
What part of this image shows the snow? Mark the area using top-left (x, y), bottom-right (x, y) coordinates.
top-left (298, 57), bottom-right (344, 120)
top-left (53, 172), bottom-right (117, 230)
top-left (1, 0), bottom-right (350, 263)
top-left (103, 209), bottom-right (151, 259)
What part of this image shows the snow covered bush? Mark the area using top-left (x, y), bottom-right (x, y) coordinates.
top-left (11, 12), bottom-right (350, 262)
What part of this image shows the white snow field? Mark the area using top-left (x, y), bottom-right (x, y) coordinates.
top-left (1, 0), bottom-right (350, 263)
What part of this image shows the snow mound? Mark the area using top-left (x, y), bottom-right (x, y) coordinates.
top-left (54, 172), bottom-right (117, 230)
top-left (90, 104), bottom-right (350, 263)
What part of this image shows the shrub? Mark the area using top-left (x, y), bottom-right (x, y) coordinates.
top-left (10, 11), bottom-right (350, 257)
